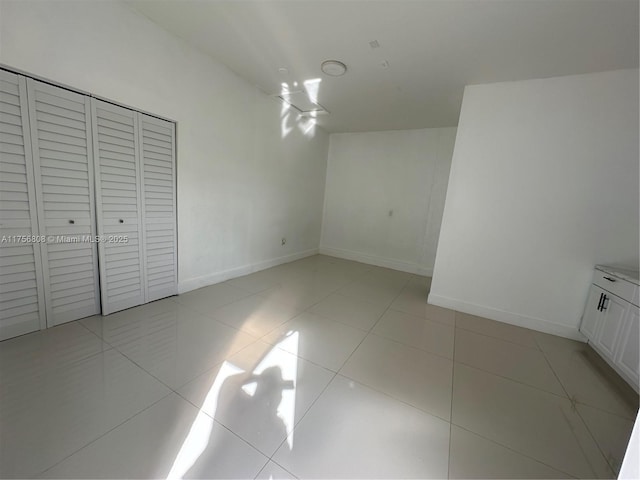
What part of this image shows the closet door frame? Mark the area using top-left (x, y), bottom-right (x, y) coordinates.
top-left (18, 76), bottom-right (48, 332)
top-left (26, 79), bottom-right (101, 326)
top-left (0, 74), bottom-right (48, 337)
top-left (91, 98), bottom-right (146, 315)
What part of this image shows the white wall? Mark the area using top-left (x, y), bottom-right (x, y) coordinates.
top-left (0, 0), bottom-right (330, 292)
top-left (320, 128), bottom-right (456, 275)
top-left (430, 69), bottom-right (639, 339)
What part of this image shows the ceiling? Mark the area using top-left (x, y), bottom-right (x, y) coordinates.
top-left (128, 0), bottom-right (639, 133)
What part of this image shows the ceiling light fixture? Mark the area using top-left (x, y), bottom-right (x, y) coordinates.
top-left (321, 60), bottom-right (347, 77)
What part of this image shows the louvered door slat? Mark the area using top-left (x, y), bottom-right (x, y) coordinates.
top-left (0, 71), bottom-right (46, 340)
top-left (139, 114), bottom-right (177, 302)
top-left (92, 99), bottom-right (145, 314)
top-left (27, 79), bottom-right (100, 326)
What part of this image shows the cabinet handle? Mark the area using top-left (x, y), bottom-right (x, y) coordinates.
top-left (603, 276), bottom-right (616, 282)
top-left (68, 219), bottom-right (75, 224)
top-left (601, 295), bottom-right (608, 312)
top-left (597, 293), bottom-right (604, 311)
top-left (119, 219), bottom-right (124, 224)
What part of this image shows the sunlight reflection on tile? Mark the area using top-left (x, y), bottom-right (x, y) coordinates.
top-left (178, 339), bottom-right (333, 456)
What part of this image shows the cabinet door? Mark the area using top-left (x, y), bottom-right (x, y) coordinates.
top-left (91, 99), bottom-right (145, 314)
top-left (26, 79), bottom-right (100, 326)
top-left (581, 285), bottom-right (604, 341)
top-left (0, 72), bottom-right (46, 340)
top-left (594, 293), bottom-right (627, 358)
top-left (616, 306), bottom-right (639, 389)
top-left (139, 114), bottom-right (177, 302)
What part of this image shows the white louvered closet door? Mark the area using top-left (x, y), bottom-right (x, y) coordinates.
top-left (26, 79), bottom-right (100, 326)
top-left (91, 99), bottom-right (145, 314)
top-left (139, 114), bottom-right (177, 301)
top-left (0, 71), bottom-right (47, 340)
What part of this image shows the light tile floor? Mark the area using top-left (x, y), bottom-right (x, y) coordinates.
top-left (1, 255), bottom-right (638, 479)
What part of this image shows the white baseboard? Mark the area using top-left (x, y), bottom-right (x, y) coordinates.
top-left (319, 246), bottom-right (433, 276)
top-left (178, 248), bottom-right (319, 294)
top-left (427, 292), bottom-right (586, 341)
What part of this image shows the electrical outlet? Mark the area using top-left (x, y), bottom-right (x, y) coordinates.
top-left (281, 237), bottom-right (286, 246)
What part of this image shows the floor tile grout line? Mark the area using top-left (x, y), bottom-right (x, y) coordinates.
top-left (337, 275), bottom-right (412, 370)
top-left (561, 403), bottom-right (613, 478)
top-left (74, 316), bottom-right (187, 390)
top-left (253, 457), bottom-right (300, 480)
top-left (457, 337), bottom-right (613, 477)
top-left (533, 337), bottom-right (638, 420)
top-left (165, 325), bottom-right (342, 471)
top-left (251, 273), bottom-right (390, 350)
top-left (253, 457), bottom-right (273, 480)
top-left (178, 257), bottom-right (409, 344)
top-left (265, 370), bottom-right (340, 464)
top-left (82, 327), bottom-right (198, 395)
top-left (36, 390), bottom-right (174, 477)
top-left (261, 274), bottom-right (414, 470)
top-left (332, 371), bottom-right (453, 423)
top-left (366, 330), bottom-right (454, 362)
top-left (166, 264), bottom-right (373, 469)
top-left (170, 387), bottom-right (277, 475)
top-left (251, 453), bottom-right (301, 480)
top-left (336, 372), bottom-right (450, 423)
top-left (534, 335), bottom-right (620, 475)
top-left (8, 321), bottom-right (119, 377)
top-left (454, 323), bottom-right (542, 351)
top-left (454, 320), bottom-right (606, 477)
top-left (455, 361), bottom-right (582, 403)
top-left (449, 423), bottom-right (579, 479)
top-left (387, 304), bottom-right (456, 328)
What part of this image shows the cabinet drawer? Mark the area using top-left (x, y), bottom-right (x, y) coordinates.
top-left (593, 269), bottom-right (636, 303)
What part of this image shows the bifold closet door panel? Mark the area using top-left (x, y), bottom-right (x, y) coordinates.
top-left (92, 99), bottom-right (145, 314)
top-left (139, 114), bottom-right (177, 302)
top-left (26, 79), bottom-right (100, 326)
top-left (0, 71), bottom-right (47, 340)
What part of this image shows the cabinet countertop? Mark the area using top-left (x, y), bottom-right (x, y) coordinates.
top-left (596, 265), bottom-right (640, 286)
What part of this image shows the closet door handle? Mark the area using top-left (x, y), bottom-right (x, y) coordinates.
top-left (68, 219), bottom-right (75, 224)
top-left (597, 293), bottom-right (604, 311)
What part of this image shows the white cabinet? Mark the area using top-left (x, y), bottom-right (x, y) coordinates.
top-left (580, 285), bottom-right (604, 340)
top-left (580, 266), bottom-right (640, 392)
top-left (594, 293), bottom-right (628, 359)
top-left (616, 307), bottom-right (640, 385)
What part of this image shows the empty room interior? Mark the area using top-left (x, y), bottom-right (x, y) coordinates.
top-left (1, 0), bottom-right (640, 479)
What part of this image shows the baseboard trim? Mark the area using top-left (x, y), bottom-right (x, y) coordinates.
top-left (427, 292), bottom-right (586, 341)
top-left (319, 246), bottom-right (433, 276)
top-left (178, 248), bottom-right (319, 294)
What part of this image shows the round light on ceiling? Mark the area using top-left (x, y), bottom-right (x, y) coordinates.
top-left (321, 60), bottom-right (347, 77)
